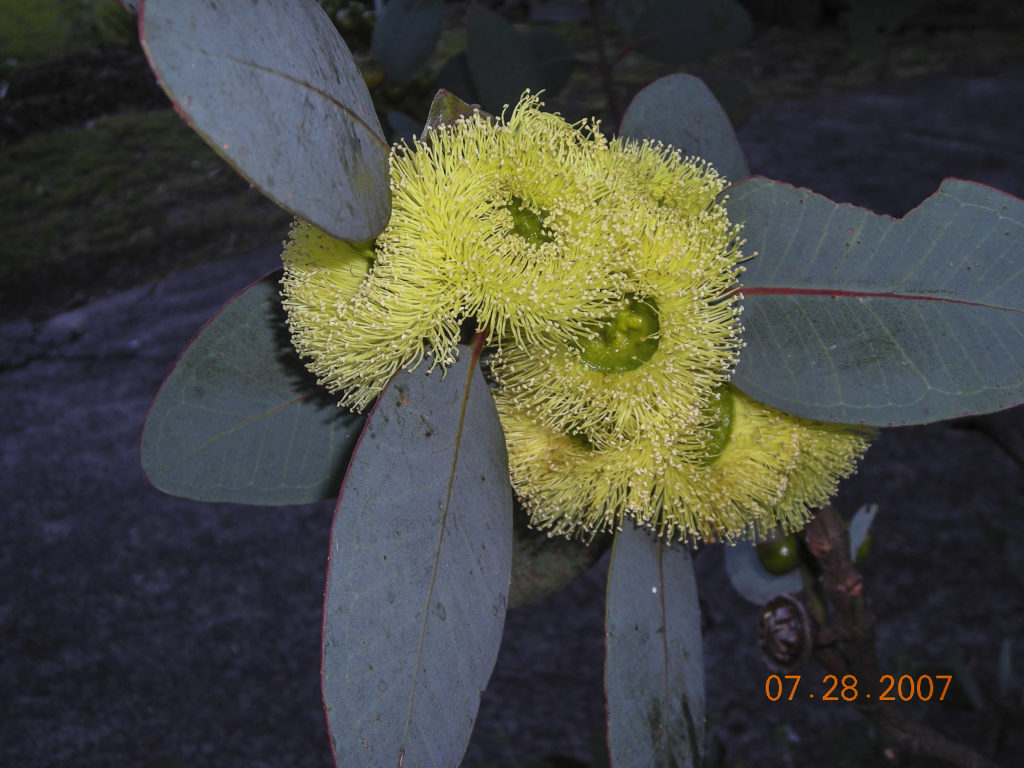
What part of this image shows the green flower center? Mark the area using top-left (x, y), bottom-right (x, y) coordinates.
top-left (508, 196), bottom-right (553, 244)
top-left (700, 386), bottom-right (735, 464)
top-left (579, 297), bottom-right (660, 372)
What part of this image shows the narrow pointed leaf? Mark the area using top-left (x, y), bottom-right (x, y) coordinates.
top-left (728, 177), bottom-right (1024, 426)
top-left (619, 73), bottom-right (750, 182)
top-left (949, 652), bottom-right (988, 711)
top-left (423, 89), bottom-right (486, 137)
top-left (140, 0), bottom-right (390, 241)
top-left (467, 4), bottom-right (541, 115)
top-left (848, 502), bottom-right (879, 562)
top-left (629, 0), bottom-right (752, 64)
top-left (371, 0), bottom-right (444, 83)
top-left (141, 271), bottom-right (365, 504)
top-left (605, 524), bottom-right (704, 768)
top-left (322, 347), bottom-right (513, 768)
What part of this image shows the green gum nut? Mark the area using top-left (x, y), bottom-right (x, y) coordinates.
top-left (579, 297), bottom-right (660, 373)
top-left (700, 385), bottom-right (735, 465)
top-left (756, 532), bottom-right (802, 575)
top-left (508, 196), bottom-right (553, 244)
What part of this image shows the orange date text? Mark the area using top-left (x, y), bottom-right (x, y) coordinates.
top-left (764, 673), bottom-right (952, 702)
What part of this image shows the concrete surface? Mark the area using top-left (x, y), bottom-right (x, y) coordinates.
top-left (3, 60), bottom-right (1024, 767)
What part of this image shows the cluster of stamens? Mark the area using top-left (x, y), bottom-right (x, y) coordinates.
top-left (280, 93), bottom-right (873, 543)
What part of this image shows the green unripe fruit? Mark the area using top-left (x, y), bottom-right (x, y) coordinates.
top-left (579, 297), bottom-right (660, 373)
top-left (756, 533), bottom-right (802, 575)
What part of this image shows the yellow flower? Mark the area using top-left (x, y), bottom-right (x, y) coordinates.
top-left (384, 95), bottom-right (628, 347)
top-left (598, 136), bottom-right (727, 217)
top-left (281, 220), bottom-right (463, 411)
top-left (281, 90), bottom-right (872, 545)
top-left (282, 93), bottom-right (654, 411)
top-left (497, 387), bottom-right (873, 543)
top-left (490, 199), bottom-right (743, 447)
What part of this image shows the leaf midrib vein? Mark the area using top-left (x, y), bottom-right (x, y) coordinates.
top-left (739, 286), bottom-right (1024, 314)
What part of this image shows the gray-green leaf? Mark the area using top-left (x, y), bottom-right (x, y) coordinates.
top-left (321, 347), bottom-right (513, 767)
top-left (728, 177), bottom-right (1024, 426)
top-left (140, 0), bottom-right (390, 241)
top-left (619, 73), bottom-right (750, 182)
top-left (140, 272), bottom-right (364, 505)
top-left (508, 500), bottom-right (611, 610)
top-left (605, 524), bottom-right (704, 767)
top-left (371, 0), bottom-right (444, 83)
top-left (848, 502), bottom-right (878, 561)
top-left (467, 4), bottom-right (541, 115)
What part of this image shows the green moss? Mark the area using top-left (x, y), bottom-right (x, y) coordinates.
top-left (0, 109), bottom-right (289, 319)
top-left (0, 0), bottom-right (132, 64)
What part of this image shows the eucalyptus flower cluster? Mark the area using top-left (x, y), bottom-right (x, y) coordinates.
top-left (281, 94), bottom-right (872, 543)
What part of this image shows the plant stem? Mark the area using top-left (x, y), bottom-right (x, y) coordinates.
top-left (587, 0), bottom-right (621, 126)
top-left (804, 506), bottom-right (1003, 768)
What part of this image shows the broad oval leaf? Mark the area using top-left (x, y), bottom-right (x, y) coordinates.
top-left (722, 540), bottom-right (802, 605)
top-left (371, 0), bottom-right (444, 83)
top-left (629, 0), bottom-right (752, 64)
top-left (729, 177), bottom-right (1024, 426)
top-left (140, 0), bottom-right (390, 241)
top-left (619, 73), bottom-right (750, 182)
top-left (467, 4), bottom-right (541, 115)
top-left (605, 524), bottom-right (704, 768)
top-left (322, 347), bottom-right (513, 768)
top-left (141, 271), bottom-right (365, 505)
